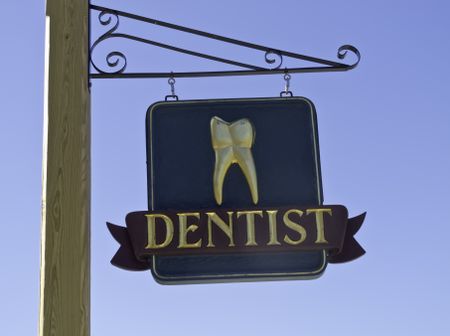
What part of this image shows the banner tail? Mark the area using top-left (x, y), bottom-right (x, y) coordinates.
top-left (328, 212), bottom-right (366, 264)
top-left (107, 222), bottom-right (151, 271)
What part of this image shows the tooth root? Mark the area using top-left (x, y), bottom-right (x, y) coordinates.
top-left (213, 147), bottom-right (234, 205)
top-left (234, 147), bottom-right (258, 204)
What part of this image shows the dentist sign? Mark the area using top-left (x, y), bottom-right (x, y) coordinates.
top-left (107, 97), bottom-right (366, 284)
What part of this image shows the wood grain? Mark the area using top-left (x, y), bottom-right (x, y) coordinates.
top-left (40, 1), bottom-right (90, 335)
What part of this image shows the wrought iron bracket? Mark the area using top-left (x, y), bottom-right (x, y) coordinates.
top-left (89, 4), bottom-right (361, 79)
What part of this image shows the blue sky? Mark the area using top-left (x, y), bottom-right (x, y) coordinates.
top-left (1, 0), bottom-right (450, 335)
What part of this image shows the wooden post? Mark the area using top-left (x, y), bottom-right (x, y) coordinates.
top-left (40, 0), bottom-right (90, 335)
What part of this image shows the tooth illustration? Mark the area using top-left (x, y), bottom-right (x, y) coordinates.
top-left (210, 116), bottom-right (258, 205)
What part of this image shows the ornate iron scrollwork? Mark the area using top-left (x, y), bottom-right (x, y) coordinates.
top-left (89, 4), bottom-right (361, 79)
top-left (90, 11), bottom-right (127, 74)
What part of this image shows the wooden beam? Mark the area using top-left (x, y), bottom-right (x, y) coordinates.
top-left (40, 0), bottom-right (90, 335)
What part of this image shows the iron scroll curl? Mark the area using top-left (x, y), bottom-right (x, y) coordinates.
top-left (264, 50), bottom-right (283, 70)
top-left (337, 45), bottom-right (361, 70)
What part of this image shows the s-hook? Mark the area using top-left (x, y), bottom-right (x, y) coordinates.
top-left (280, 71), bottom-right (293, 97)
top-left (165, 73), bottom-right (179, 101)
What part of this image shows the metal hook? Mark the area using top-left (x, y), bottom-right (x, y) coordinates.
top-left (165, 73), bottom-right (179, 101)
top-left (280, 70), bottom-right (293, 97)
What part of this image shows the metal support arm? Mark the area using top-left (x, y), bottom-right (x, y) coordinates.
top-left (89, 4), bottom-right (360, 79)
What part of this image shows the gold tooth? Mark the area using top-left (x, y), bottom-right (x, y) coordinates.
top-left (210, 116), bottom-right (258, 205)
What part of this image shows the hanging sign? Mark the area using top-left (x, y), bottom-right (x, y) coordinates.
top-left (107, 97), bottom-right (365, 284)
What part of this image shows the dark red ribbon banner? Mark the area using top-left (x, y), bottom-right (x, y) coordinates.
top-left (107, 205), bottom-right (365, 271)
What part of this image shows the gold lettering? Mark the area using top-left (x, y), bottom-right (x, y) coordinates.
top-left (237, 210), bottom-right (263, 246)
top-left (206, 212), bottom-right (235, 247)
top-left (145, 214), bottom-right (174, 249)
top-left (306, 208), bottom-right (332, 244)
top-left (283, 209), bottom-right (307, 245)
top-left (266, 210), bottom-right (281, 246)
top-left (178, 212), bottom-right (202, 248)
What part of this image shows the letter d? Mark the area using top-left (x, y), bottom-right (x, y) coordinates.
top-left (145, 214), bottom-right (174, 249)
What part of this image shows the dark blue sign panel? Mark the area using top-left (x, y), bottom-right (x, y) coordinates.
top-left (146, 97), bottom-right (326, 283)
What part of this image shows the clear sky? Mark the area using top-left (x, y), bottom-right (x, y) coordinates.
top-left (1, 0), bottom-right (450, 335)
